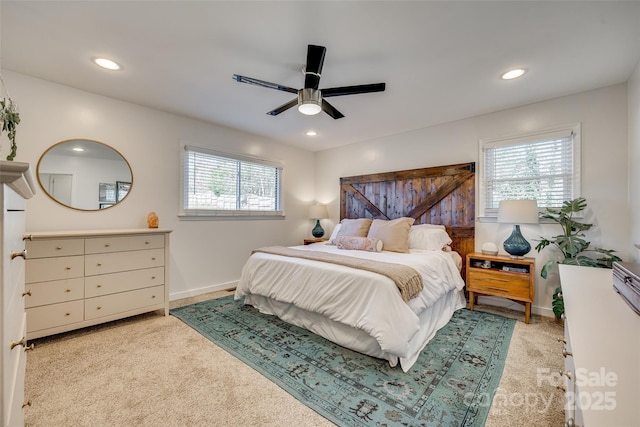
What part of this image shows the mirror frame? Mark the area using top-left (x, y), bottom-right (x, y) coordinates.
top-left (36, 139), bottom-right (133, 211)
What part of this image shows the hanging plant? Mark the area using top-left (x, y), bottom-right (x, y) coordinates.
top-left (0, 75), bottom-right (20, 161)
top-left (0, 97), bottom-right (20, 161)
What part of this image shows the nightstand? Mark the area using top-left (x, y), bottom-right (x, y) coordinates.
top-left (303, 238), bottom-right (328, 245)
top-left (466, 252), bottom-right (535, 323)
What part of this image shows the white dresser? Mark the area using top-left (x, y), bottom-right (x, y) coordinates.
top-left (24, 228), bottom-right (171, 340)
top-left (0, 161), bottom-right (36, 427)
top-left (559, 264), bottom-right (640, 427)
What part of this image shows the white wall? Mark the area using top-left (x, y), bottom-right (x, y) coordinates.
top-left (629, 60), bottom-right (640, 263)
top-left (316, 84), bottom-right (630, 318)
top-left (1, 71), bottom-right (316, 299)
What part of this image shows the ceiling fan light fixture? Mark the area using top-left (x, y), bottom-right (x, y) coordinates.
top-left (298, 88), bottom-right (322, 115)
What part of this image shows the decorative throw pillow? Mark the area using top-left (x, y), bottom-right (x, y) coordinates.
top-left (335, 236), bottom-right (383, 252)
top-left (408, 226), bottom-right (453, 251)
top-left (327, 224), bottom-right (341, 243)
top-left (330, 218), bottom-right (373, 244)
top-left (366, 217), bottom-right (415, 253)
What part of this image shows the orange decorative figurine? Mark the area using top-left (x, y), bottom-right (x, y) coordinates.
top-left (147, 211), bottom-right (159, 228)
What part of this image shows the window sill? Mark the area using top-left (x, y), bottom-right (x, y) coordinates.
top-left (178, 213), bottom-right (285, 221)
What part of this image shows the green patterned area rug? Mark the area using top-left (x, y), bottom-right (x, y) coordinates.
top-left (171, 296), bottom-right (515, 426)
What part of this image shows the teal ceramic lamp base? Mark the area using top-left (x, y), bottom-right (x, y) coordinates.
top-left (503, 224), bottom-right (531, 258)
top-left (312, 219), bottom-right (325, 238)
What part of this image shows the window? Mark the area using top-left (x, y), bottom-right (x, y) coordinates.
top-left (180, 144), bottom-right (283, 218)
top-left (479, 124), bottom-right (580, 217)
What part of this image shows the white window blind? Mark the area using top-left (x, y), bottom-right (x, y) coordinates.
top-left (181, 145), bottom-right (283, 217)
top-left (480, 125), bottom-right (580, 216)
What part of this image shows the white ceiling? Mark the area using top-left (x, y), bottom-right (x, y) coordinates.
top-left (2, 1), bottom-right (639, 152)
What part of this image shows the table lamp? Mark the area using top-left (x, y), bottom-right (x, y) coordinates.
top-left (497, 199), bottom-right (539, 258)
top-left (309, 204), bottom-right (329, 238)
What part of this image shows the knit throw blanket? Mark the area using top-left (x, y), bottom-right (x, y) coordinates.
top-left (252, 246), bottom-right (423, 302)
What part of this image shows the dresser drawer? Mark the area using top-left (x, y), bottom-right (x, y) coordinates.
top-left (25, 255), bottom-right (84, 284)
top-left (26, 238), bottom-right (84, 259)
top-left (24, 277), bottom-right (84, 308)
top-left (85, 234), bottom-right (164, 254)
top-left (85, 267), bottom-right (164, 298)
top-left (85, 249), bottom-right (164, 276)
top-left (467, 270), bottom-right (532, 300)
top-left (85, 285), bottom-right (165, 320)
top-left (27, 300), bottom-right (84, 333)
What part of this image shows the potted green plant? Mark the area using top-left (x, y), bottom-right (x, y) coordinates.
top-left (535, 197), bottom-right (621, 318)
top-left (0, 97), bottom-right (20, 161)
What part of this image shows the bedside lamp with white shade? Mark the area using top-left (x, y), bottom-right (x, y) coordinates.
top-left (497, 199), bottom-right (539, 258)
top-left (309, 204), bottom-right (329, 238)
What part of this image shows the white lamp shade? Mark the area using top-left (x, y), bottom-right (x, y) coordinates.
top-left (309, 204), bottom-right (328, 219)
top-left (497, 200), bottom-right (539, 224)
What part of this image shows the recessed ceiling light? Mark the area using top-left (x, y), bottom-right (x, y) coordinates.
top-left (306, 130), bottom-right (317, 136)
top-left (93, 57), bottom-right (121, 71)
top-left (501, 68), bottom-right (526, 80)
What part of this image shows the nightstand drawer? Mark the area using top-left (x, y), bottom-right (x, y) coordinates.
top-left (468, 270), bottom-right (531, 300)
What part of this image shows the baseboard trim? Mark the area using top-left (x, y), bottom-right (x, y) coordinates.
top-left (475, 295), bottom-right (555, 319)
top-left (170, 281), bottom-right (238, 301)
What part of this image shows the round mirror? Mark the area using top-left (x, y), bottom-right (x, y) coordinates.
top-left (37, 139), bottom-right (133, 211)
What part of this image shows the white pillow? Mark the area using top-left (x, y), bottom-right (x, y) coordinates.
top-left (328, 224), bottom-right (341, 243)
top-left (408, 227), bottom-right (452, 251)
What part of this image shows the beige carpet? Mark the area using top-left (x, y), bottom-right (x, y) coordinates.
top-left (24, 292), bottom-right (565, 426)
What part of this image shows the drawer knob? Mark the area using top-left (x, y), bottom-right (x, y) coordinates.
top-left (65, 289), bottom-right (71, 293)
top-left (145, 241), bottom-right (150, 244)
top-left (10, 337), bottom-right (27, 350)
top-left (97, 284), bottom-right (102, 288)
top-left (97, 306), bottom-right (102, 310)
top-left (65, 312), bottom-right (71, 316)
top-left (152, 295), bottom-right (156, 299)
top-left (104, 243), bottom-right (110, 247)
top-left (65, 266), bottom-right (71, 270)
top-left (56, 246), bottom-right (62, 250)
top-left (22, 290), bottom-right (32, 297)
top-left (10, 249), bottom-right (27, 260)
top-left (151, 257), bottom-right (156, 261)
top-left (151, 276), bottom-right (156, 280)
top-left (22, 400), bottom-right (32, 409)
top-left (97, 263), bottom-right (102, 267)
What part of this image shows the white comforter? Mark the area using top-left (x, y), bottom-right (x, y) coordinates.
top-left (235, 243), bottom-right (465, 359)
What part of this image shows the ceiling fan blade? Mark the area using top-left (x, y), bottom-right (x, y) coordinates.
top-left (233, 74), bottom-right (298, 94)
top-left (304, 45), bottom-right (326, 90)
top-left (267, 98), bottom-right (298, 116)
top-left (321, 99), bottom-right (344, 120)
top-left (322, 83), bottom-right (386, 98)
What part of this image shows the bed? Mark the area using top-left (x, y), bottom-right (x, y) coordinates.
top-left (235, 162), bottom-right (475, 372)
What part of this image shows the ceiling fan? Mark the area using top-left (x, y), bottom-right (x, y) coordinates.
top-left (233, 44), bottom-right (386, 119)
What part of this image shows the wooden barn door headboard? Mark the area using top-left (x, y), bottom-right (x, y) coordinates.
top-left (339, 162), bottom-right (475, 279)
